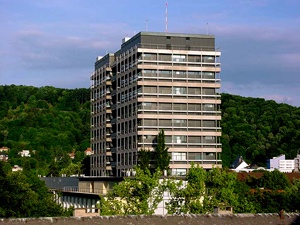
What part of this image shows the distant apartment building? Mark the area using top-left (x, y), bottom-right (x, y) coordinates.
top-left (294, 154), bottom-right (300, 172)
top-left (19, 150), bottom-right (31, 157)
top-left (0, 146), bottom-right (9, 162)
top-left (267, 154), bottom-right (295, 173)
top-left (0, 146), bottom-right (9, 152)
top-left (90, 32), bottom-right (222, 177)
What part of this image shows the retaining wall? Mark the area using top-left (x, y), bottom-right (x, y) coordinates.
top-left (1, 214), bottom-right (300, 225)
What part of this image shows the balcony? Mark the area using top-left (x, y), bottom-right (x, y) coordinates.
top-left (106, 137), bottom-right (112, 142)
top-left (106, 165), bottom-right (112, 170)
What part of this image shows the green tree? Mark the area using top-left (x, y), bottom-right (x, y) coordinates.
top-left (154, 130), bottom-right (170, 173)
top-left (166, 164), bottom-right (207, 214)
top-left (0, 162), bottom-right (65, 218)
top-left (259, 170), bottom-right (291, 190)
top-left (138, 148), bottom-right (152, 171)
top-left (167, 167), bottom-right (256, 214)
top-left (100, 167), bottom-right (163, 215)
top-left (60, 162), bottom-right (82, 176)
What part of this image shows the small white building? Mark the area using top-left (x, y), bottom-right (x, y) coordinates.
top-left (230, 156), bottom-right (250, 172)
top-left (267, 155), bottom-right (295, 173)
top-left (0, 146), bottom-right (9, 152)
top-left (19, 150), bottom-right (31, 157)
top-left (12, 165), bottom-right (23, 172)
top-left (294, 154), bottom-right (300, 172)
top-left (84, 148), bottom-right (94, 156)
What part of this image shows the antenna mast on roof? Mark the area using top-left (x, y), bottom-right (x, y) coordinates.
top-left (206, 23), bottom-right (209, 35)
top-left (146, 18), bottom-right (148, 32)
top-left (165, 2), bottom-right (168, 32)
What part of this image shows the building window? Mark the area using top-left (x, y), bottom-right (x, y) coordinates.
top-left (159, 70), bottom-right (172, 78)
top-left (204, 136), bottom-right (215, 143)
top-left (203, 104), bottom-right (214, 111)
top-left (159, 119), bottom-right (172, 127)
top-left (172, 152), bottom-right (187, 161)
top-left (143, 53), bottom-right (157, 60)
top-left (202, 72), bottom-right (215, 79)
top-left (203, 88), bottom-right (215, 95)
top-left (171, 168), bottom-right (186, 176)
top-left (173, 135), bottom-right (187, 144)
top-left (173, 119), bottom-right (187, 127)
top-left (203, 120), bottom-right (216, 127)
top-left (159, 86), bottom-right (172, 94)
top-left (188, 152), bottom-right (202, 160)
top-left (172, 55), bottom-right (186, 62)
top-left (159, 103), bottom-right (172, 110)
top-left (173, 103), bottom-right (187, 110)
top-left (172, 87), bottom-right (186, 95)
top-left (202, 56), bottom-right (215, 63)
top-left (173, 71), bottom-right (186, 78)
top-left (143, 86), bottom-right (157, 94)
top-left (188, 136), bottom-right (201, 143)
top-left (204, 152), bottom-right (216, 160)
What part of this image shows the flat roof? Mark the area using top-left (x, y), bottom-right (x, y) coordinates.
top-left (136, 31), bottom-right (214, 38)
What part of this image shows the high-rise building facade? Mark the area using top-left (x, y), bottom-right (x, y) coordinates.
top-left (90, 32), bottom-right (221, 177)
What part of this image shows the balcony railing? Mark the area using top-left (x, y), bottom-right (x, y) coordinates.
top-left (61, 186), bottom-right (114, 195)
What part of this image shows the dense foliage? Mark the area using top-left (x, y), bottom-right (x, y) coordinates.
top-left (138, 129), bottom-right (171, 173)
top-left (0, 85), bottom-right (90, 176)
top-left (100, 166), bottom-right (300, 215)
top-left (0, 161), bottom-right (68, 218)
top-left (154, 129), bottom-right (171, 173)
top-left (1, 85), bottom-right (300, 216)
top-left (221, 93), bottom-right (300, 167)
top-left (100, 167), bottom-right (163, 215)
top-left (166, 166), bottom-right (300, 214)
top-left (1, 85), bottom-right (300, 172)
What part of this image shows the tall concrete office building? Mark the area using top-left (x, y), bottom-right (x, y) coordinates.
top-left (90, 32), bottom-right (221, 177)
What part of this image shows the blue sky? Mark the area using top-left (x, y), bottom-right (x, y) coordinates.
top-left (1, 0), bottom-right (300, 106)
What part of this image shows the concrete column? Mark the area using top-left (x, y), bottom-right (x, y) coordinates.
top-left (87, 199), bottom-right (91, 213)
top-left (91, 199), bottom-right (96, 213)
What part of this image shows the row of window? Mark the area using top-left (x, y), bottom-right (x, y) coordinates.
top-left (139, 119), bottom-right (219, 127)
top-left (171, 152), bottom-right (221, 161)
top-left (115, 54), bottom-right (218, 75)
top-left (139, 102), bottom-right (217, 111)
top-left (141, 53), bottom-right (216, 63)
top-left (141, 86), bottom-right (216, 95)
top-left (139, 135), bottom-right (219, 144)
top-left (115, 70), bottom-right (218, 91)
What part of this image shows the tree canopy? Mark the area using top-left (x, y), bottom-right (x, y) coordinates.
top-left (0, 161), bottom-right (68, 218)
top-left (1, 85), bottom-right (300, 173)
top-left (100, 167), bottom-right (163, 215)
top-left (99, 165), bottom-right (300, 215)
top-left (153, 129), bottom-right (171, 173)
top-left (0, 85), bottom-right (90, 176)
top-left (221, 93), bottom-right (300, 167)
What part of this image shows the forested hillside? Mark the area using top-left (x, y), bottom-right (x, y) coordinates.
top-left (1, 85), bottom-right (300, 173)
top-left (221, 93), bottom-right (300, 167)
top-left (0, 85), bottom-right (90, 176)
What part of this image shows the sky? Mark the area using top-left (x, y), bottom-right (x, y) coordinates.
top-left (1, 0), bottom-right (300, 106)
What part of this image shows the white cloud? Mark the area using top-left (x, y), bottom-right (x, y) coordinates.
top-left (11, 23), bottom-right (131, 70)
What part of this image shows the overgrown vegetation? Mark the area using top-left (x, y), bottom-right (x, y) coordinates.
top-left (1, 85), bottom-right (300, 216)
top-left (100, 166), bottom-right (300, 215)
top-left (0, 161), bottom-right (70, 218)
top-left (100, 167), bottom-right (163, 215)
top-left (0, 85), bottom-right (90, 176)
top-left (221, 93), bottom-right (300, 167)
top-left (1, 85), bottom-right (300, 171)
top-left (138, 129), bottom-right (171, 173)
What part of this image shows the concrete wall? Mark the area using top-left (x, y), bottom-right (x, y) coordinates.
top-left (1, 214), bottom-right (300, 225)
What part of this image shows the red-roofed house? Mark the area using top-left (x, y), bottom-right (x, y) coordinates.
top-left (84, 148), bottom-right (93, 156)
